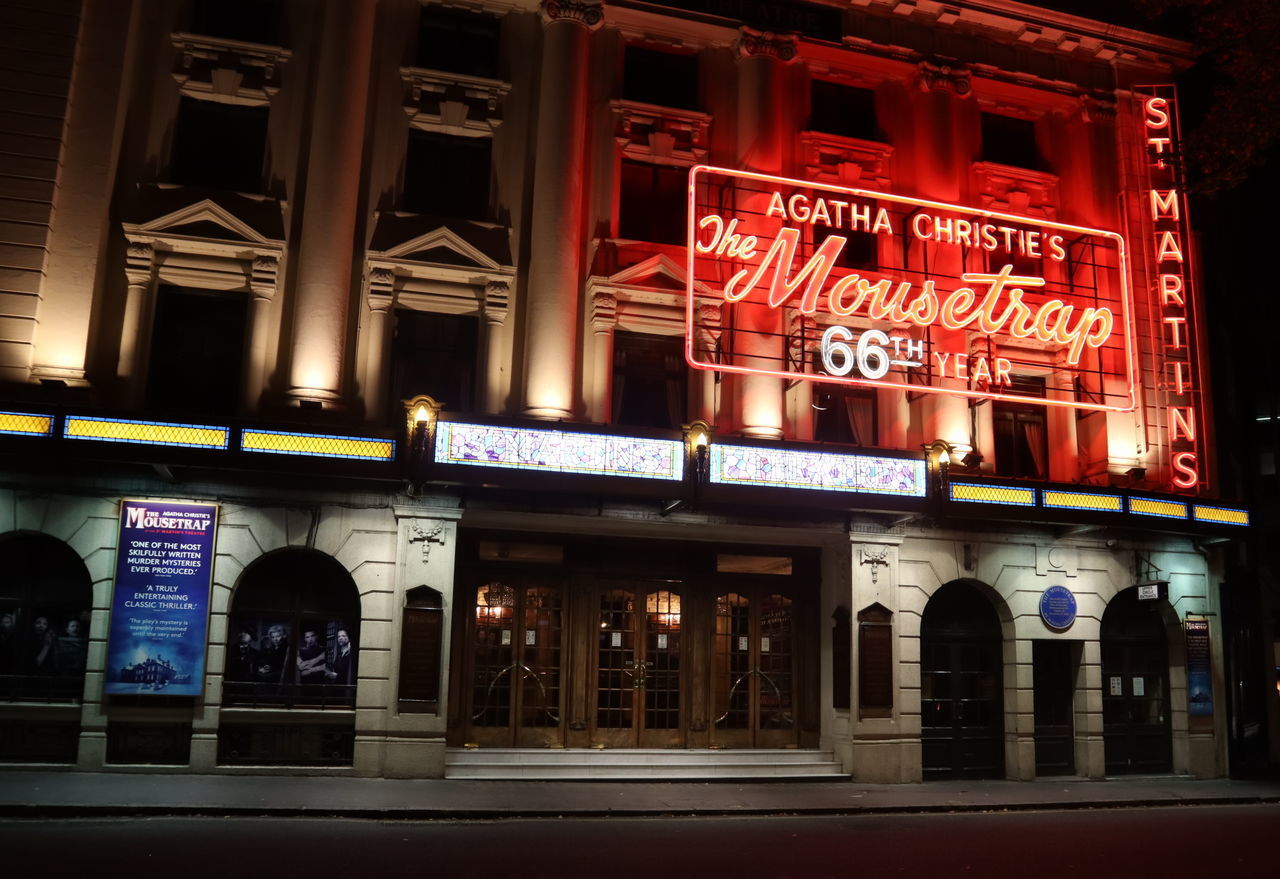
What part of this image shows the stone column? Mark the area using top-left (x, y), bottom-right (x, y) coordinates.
top-left (29, 0), bottom-right (136, 387)
top-left (878, 387), bottom-right (910, 450)
top-left (790, 314), bottom-right (815, 441)
top-left (1048, 357), bottom-right (1080, 482)
top-left (696, 304), bottom-right (722, 427)
top-left (520, 1), bottom-right (602, 419)
top-left (482, 279), bottom-right (511, 414)
top-left (285, 0), bottom-right (376, 408)
top-left (363, 267), bottom-right (395, 423)
top-left (588, 292), bottom-right (617, 423)
top-left (733, 29), bottom-right (795, 439)
top-left (116, 241), bottom-right (155, 407)
top-left (242, 254), bottom-right (279, 412)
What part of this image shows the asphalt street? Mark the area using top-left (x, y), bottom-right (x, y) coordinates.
top-left (5, 803), bottom-right (1277, 878)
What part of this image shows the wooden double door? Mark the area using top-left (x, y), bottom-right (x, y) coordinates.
top-left (453, 574), bottom-right (804, 749)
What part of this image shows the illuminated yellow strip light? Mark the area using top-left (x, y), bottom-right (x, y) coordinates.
top-left (0, 410), bottom-right (53, 437)
top-left (64, 415), bottom-right (229, 449)
top-left (1128, 497), bottom-right (1187, 519)
top-left (1042, 490), bottom-right (1123, 513)
top-left (241, 428), bottom-right (395, 462)
top-left (1192, 504), bottom-right (1249, 527)
top-left (950, 482), bottom-right (1036, 507)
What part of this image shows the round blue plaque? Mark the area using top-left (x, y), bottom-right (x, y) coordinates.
top-left (1039, 585), bottom-right (1077, 630)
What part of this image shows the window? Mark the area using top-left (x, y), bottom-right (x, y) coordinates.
top-left (985, 223), bottom-right (1043, 279)
top-left (813, 223), bottom-right (877, 270)
top-left (222, 549), bottom-right (360, 711)
top-left (623, 46), bottom-right (698, 110)
top-left (0, 534), bottom-right (92, 706)
top-left (832, 606), bottom-right (851, 711)
top-left (619, 160), bottom-right (686, 245)
top-left (403, 130), bottom-right (491, 220)
top-left (981, 112), bottom-right (1043, 171)
top-left (169, 96), bottom-right (269, 194)
top-left (188, 0), bottom-right (282, 46)
top-left (994, 375), bottom-right (1048, 479)
top-left (858, 604), bottom-right (892, 718)
top-left (416, 5), bottom-right (500, 78)
top-left (398, 586), bottom-right (444, 714)
top-left (145, 286), bottom-right (248, 416)
top-left (813, 384), bottom-right (877, 446)
top-left (808, 80), bottom-right (878, 141)
top-left (612, 331), bottom-right (687, 429)
top-left (389, 310), bottom-right (478, 417)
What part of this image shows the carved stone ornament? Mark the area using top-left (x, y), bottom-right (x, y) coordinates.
top-left (1078, 93), bottom-right (1117, 123)
top-left (540, 0), bottom-right (603, 28)
top-left (591, 292), bottom-right (618, 331)
top-left (251, 254), bottom-right (278, 274)
top-left (484, 279), bottom-right (511, 324)
top-left (408, 519), bottom-right (448, 564)
top-left (860, 546), bottom-right (891, 583)
top-left (917, 60), bottom-right (972, 97)
top-left (369, 266), bottom-right (395, 287)
top-left (737, 27), bottom-right (798, 62)
top-left (126, 241), bottom-right (155, 262)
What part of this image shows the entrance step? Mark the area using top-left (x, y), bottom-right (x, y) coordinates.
top-left (444, 748), bottom-right (848, 780)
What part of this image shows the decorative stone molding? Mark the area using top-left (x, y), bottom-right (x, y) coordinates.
top-left (971, 162), bottom-right (1059, 216)
top-left (860, 546), bottom-right (892, 584)
top-left (540, 0), bottom-right (603, 29)
top-left (613, 101), bottom-right (712, 165)
top-left (916, 59), bottom-right (971, 96)
top-left (736, 27), bottom-right (798, 62)
top-left (171, 33), bottom-right (291, 106)
top-left (590, 292), bottom-right (618, 332)
top-left (799, 132), bottom-right (894, 188)
top-left (1078, 94), bottom-right (1118, 123)
top-left (483, 279), bottom-right (511, 326)
top-left (250, 254), bottom-right (279, 299)
top-left (401, 67), bottom-right (511, 136)
top-left (408, 519), bottom-right (448, 563)
top-left (124, 241), bottom-right (155, 285)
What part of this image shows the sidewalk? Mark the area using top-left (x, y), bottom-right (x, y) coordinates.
top-left (2, 770), bottom-right (1279, 819)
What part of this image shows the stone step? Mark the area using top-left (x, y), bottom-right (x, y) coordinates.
top-left (444, 748), bottom-right (847, 780)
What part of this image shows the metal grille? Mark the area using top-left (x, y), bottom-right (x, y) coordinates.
top-left (949, 482), bottom-right (1037, 506)
top-left (64, 415), bottom-right (229, 449)
top-left (241, 428), bottom-right (394, 461)
top-left (0, 411), bottom-right (53, 437)
top-left (1128, 497), bottom-right (1187, 519)
top-left (1042, 489), bottom-right (1122, 512)
top-left (1192, 504), bottom-right (1248, 526)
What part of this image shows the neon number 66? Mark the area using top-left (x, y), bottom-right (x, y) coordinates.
top-left (820, 326), bottom-right (890, 380)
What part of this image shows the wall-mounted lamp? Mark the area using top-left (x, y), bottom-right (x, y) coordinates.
top-left (685, 419), bottom-right (712, 483)
top-left (404, 396), bottom-right (442, 486)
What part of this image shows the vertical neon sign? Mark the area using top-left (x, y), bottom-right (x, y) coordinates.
top-left (1137, 85), bottom-right (1202, 492)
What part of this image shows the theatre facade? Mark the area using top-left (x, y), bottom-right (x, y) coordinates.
top-left (0, 0), bottom-right (1252, 781)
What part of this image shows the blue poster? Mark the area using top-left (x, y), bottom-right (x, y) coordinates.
top-left (104, 500), bottom-right (218, 696)
top-left (1185, 619), bottom-right (1213, 717)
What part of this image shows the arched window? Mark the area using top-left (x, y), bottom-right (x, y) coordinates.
top-left (857, 604), bottom-right (893, 718)
top-left (0, 533), bottom-right (93, 702)
top-left (398, 585), bottom-right (443, 714)
top-left (222, 549), bottom-right (360, 709)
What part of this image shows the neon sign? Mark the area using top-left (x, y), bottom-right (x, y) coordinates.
top-left (1136, 85), bottom-right (1203, 492)
top-left (686, 166), bottom-right (1137, 412)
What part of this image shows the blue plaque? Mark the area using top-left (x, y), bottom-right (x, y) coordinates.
top-left (1039, 585), bottom-right (1077, 630)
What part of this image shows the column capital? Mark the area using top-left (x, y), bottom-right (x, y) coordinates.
top-left (1078, 93), bottom-right (1117, 123)
top-left (124, 239), bottom-right (155, 286)
top-left (540, 0), bottom-right (603, 29)
top-left (736, 27), bottom-right (798, 62)
top-left (250, 254), bottom-right (279, 300)
top-left (368, 265), bottom-right (396, 293)
top-left (916, 59), bottom-right (972, 96)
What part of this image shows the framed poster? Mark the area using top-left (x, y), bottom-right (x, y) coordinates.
top-left (104, 500), bottom-right (218, 696)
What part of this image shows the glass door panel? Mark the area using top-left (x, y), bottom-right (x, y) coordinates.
top-left (593, 587), bottom-right (684, 747)
top-left (713, 589), bottom-right (796, 747)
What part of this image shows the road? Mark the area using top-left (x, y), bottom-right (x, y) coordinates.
top-left (5, 804), bottom-right (1276, 877)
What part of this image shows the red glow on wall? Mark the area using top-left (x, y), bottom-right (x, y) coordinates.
top-left (685, 166), bottom-right (1137, 412)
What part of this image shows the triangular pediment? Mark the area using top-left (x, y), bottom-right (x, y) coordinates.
top-left (131, 198), bottom-right (271, 244)
top-left (379, 226), bottom-right (500, 270)
top-left (608, 253), bottom-right (688, 291)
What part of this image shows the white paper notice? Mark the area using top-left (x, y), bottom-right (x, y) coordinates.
top-left (760, 637), bottom-right (771, 653)
top-left (657, 634), bottom-right (668, 649)
top-left (738, 636), bottom-right (749, 652)
top-left (1132, 677), bottom-right (1145, 697)
top-left (611, 631), bottom-right (621, 647)
top-left (1109, 676), bottom-right (1123, 696)
top-left (501, 629), bottom-right (512, 646)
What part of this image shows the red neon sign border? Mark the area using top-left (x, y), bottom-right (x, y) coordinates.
top-left (684, 164), bottom-right (1138, 414)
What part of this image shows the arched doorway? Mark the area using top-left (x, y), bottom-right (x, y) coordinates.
top-left (0, 532), bottom-right (93, 762)
top-left (920, 580), bottom-right (1005, 779)
top-left (1101, 588), bottom-right (1172, 775)
top-left (219, 549), bottom-right (361, 766)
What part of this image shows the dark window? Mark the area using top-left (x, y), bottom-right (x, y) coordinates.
top-left (813, 223), bottom-right (877, 270)
top-left (389, 310), bottom-right (478, 416)
top-left (145, 285), bottom-right (248, 417)
top-left (398, 586), bottom-right (443, 714)
top-left (813, 384), bottom-right (877, 446)
top-left (403, 130), bottom-right (491, 220)
top-left (0, 533), bottom-right (92, 707)
top-left (612, 331), bottom-right (687, 429)
top-left (189, 0), bottom-right (282, 46)
top-left (981, 112), bottom-right (1043, 171)
top-left (986, 223), bottom-right (1043, 278)
top-left (832, 606), bottom-right (851, 711)
top-left (994, 376), bottom-right (1047, 479)
top-left (223, 550), bottom-right (360, 713)
top-left (416, 6), bottom-right (500, 78)
top-left (622, 46), bottom-right (699, 110)
top-left (858, 604), bottom-right (893, 718)
top-left (619, 160), bottom-right (686, 245)
top-left (169, 96), bottom-right (268, 194)
top-left (808, 80), bottom-right (879, 141)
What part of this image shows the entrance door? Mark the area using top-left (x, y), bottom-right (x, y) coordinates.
top-left (593, 587), bottom-right (684, 747)
top-left (1033, 640), bottom-right (1075, 776)
top-left (712, 589), bottom-right (796, 748)
top-left (466, 580), bottom-right (563, 747)
top-left (920, 581), bottom-right (1005, 779)
top-left (1102, 590), bottom-right (1172, 774)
